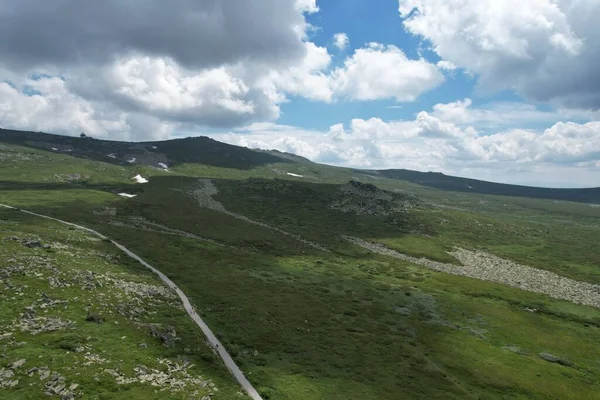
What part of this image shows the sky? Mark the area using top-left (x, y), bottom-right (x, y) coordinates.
top-left (0, 0), bottom-right (599, 188)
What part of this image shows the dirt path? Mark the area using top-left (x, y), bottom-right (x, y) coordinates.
top-left (184, 179), bottom-right (330, 252)
top-left (0, 204), bottom-right (263, 400)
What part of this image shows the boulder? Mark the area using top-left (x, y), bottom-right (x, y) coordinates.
top-left (23, 240), bottom-right (42, 248)
top-left (539, 352), bottom-right (574, 367)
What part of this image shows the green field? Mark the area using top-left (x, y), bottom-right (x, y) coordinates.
top-left (1, 131), bottom-right (600, 399)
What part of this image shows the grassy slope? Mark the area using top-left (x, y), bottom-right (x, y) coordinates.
top-left (0, 210), bottom-right (244, 400)
top-left (1, 134), bottom-right (600, 399)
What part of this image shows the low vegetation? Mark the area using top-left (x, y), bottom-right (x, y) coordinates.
top-left (1, 129), bottom-right (599, 399)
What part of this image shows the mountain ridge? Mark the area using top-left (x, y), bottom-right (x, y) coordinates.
top-left (2, 127), bottom-right (599, 204)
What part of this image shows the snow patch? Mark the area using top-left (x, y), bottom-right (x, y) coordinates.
top-left (118, 193), bottom-right (137, 198)
top-left (133, 175), bottom-right (149, 184)
top-left (286, 173), bottom-right (304, 178)
top-left (158, 162), bottom-right (169, 170)
top-left (51, 147), bottom-right (58, 151)
top-left (127, 158), bottom-right (136, 163)
top-left (152, 146), bottom-right (158, 150)
top-left (108, 154), bottom-right (116, 159)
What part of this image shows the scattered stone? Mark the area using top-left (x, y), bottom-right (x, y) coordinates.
top-left (15, 314), bottom-right (75, 334)
top-left (344, 236), bottom-right (600, 309)
top-left (0, 368), bottom-right (18, 388)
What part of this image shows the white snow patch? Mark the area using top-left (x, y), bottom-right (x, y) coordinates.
top-left (51, 147), bottom-right (58, 151)
top-left (158, 162), bottom-right (169, 170)
top-left (127, 158), bottom-right (136, 163)
top-left (152, 146), bottom-right (158, 150)
top-left (468, 185), bottom-right (473, 189)
top-left (133, 175), bottom-right (149, 184)
top-left (67, 149), bottom-right (72, 152)
top-left (108, 154), bottom-right (116, 159)
top-left (286, 173), bottom-right (304, 178)
top-left (118, 193), bottom-right (137, 198)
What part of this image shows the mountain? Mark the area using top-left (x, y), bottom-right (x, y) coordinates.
top-left (363, 168), bottom-right (600, 203)
top-left (1, 128), bottom-right (599, 400)
top-left (3, 127), bottom-right (598, 203)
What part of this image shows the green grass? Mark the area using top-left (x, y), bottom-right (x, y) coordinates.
top-left (2, 134), bottom-right (600, 399)
top-left (0, 210), bottom-right (245, 399)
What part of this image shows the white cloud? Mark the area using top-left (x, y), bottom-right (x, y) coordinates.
top-left (333, 33), bottom-right (350, 51)
top-left (329, 43), bottom-right (444, 101)
top-left (0, 76), bottom-right (173, 141)
top-left (436, 60), bottom-right (456, 71)
top-left (262, 42), bottom-right (333, 102)
top-left (398, 0), bottom-right (600, 109)
top-left (295, 0), bottom-right (319, 14)
top-left (207, 99), bottom-right (600, 187)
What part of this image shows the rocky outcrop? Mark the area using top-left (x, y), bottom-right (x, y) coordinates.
top-left (344, 236), bottom-right (600, 309)
top-left (539, 353), bottom-right (574, 367)
top-left (331, 180), bottom-right (421, 216)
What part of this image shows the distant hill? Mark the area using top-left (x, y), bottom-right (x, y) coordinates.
top-left (0, 128), bottom-right (289, 169)
top-left (363, 169), bottom-right (600, 204)
top-left (2, 127), bottom-right (599, 203)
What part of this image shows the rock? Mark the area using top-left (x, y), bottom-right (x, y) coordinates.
top-left (0, 368), bottom-right (18, 389)
top-left (139, 343), bottom-right (148, 349)
top-left (0, 368), bottom-right (15, 379)
top-left (23, 240), bottom-right (43, 248)
top-left (539, 352), bottom-right (574, 367)
top-left (39, 369), bottom-right (51, 380)
top-left (43, 244), bottom-right (52, 249)
top-left (85, 312), bottom-right (104, 324)
top-left (503, 345), bottom-right (526, 355)
top-left (150, 325), bottom-right (179, 348)
top-left (10, 359), bottom-right (26, 369)
top-left (394, 307), bottom-right (412, 316)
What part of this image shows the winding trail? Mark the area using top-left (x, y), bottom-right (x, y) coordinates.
top-left (0, 203), bottom-right (263, 400)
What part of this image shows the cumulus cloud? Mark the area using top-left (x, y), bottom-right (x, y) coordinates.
top-left (333, 33), bottom-right (350, 51)
top-left (0, 0), bottom-right (321, 135)
top-left (295, 0), bottom-right (319, 14)
top-left (0, 0), bottom-right (309, 70)
top-left (330, 43), bottom-right (444, 101)
top-left (0, 76), bottom-right (172, 141)
top-left (208, 100), bottom-right (600, 187)
top-left (398, 0), bottom-right (600, 109)
top-left (0, 0), bottom-right (445, 138)
top-left (262, 42), bottom-right (334, 102)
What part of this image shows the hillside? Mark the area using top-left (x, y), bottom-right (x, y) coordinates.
top-left (0, 208), bottom-right (245, 399)
top-left (364, 168), bottom-right (600, 203)
top-left (1, 129), bottom-right (600, 399)
top-left (2, 128), bottom-right (599, 203)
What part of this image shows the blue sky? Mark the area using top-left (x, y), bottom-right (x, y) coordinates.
top-left (0, 0), bottom-right (599, 187)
